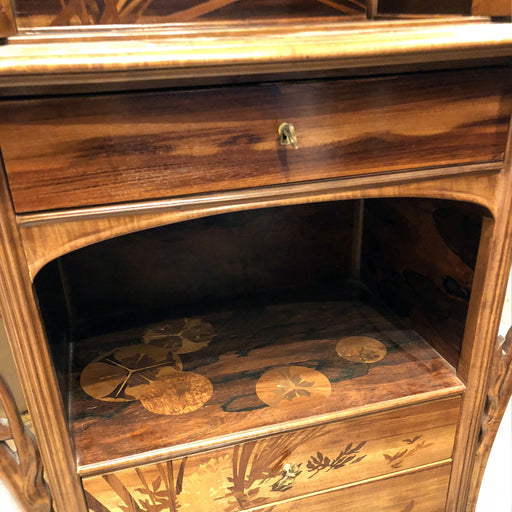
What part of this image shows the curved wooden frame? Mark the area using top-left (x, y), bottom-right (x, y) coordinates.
top-left (0, 375), bottom-right (50, 512)
top-left (18, 163), bottom-right (501, 280)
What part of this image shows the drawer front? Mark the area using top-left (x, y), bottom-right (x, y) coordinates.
top-left (83, 396), bottom-right (459, 512)
top-left (259, 463), bottom-right (451, 512)
top-left (1, 67), bottom-right (510, 213)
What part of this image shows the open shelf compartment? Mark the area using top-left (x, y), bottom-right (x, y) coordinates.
top-left (34, 197), bottom-right (483, 474)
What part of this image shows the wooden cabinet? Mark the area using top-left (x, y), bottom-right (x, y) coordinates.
top-left (0, 5), bottom-right (511, 512)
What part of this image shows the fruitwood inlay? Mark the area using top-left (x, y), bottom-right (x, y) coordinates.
top-left (82, 398), bottom-right (459, 511)
top-left (258, 463), bottom-right (452, 512)
top-left (1, 67), bottom-right (510, 213)
top-left (68, 292), bottom-right (464, 474)
top-left (14, 0), bottom-right (367, 29)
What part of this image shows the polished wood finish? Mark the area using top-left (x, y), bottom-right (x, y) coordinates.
top-left (82, 398), bottom-right (458, 511)
top-left (361, 198), bottom-right (485, 367)
top-left (61, 294), bottom-right (463, 473)
top-left (258, 463), bottom-right (452, 512)
top-left (17, 162), bottom-right (503, 280)
top-left (0, 374), bottom-right (51, 512)
top-left (472, 0), bottom-right (512, 16)
top-left (1, 21), bottom-right (512, 95)
top-left (0, 11), bottom-right (511, 512)
top-left (1, 67), bottom-right (509, 213)
top-left (0, 162), bottom-right (91, 512)
top-left (0, 0), bottom-right (16, 37)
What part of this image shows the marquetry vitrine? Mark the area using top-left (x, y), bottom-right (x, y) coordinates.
top-left (0, 2), bottom-right (511, 512)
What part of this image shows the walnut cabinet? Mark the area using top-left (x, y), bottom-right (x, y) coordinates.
top-left (0, 3), bottom-right (511, 512)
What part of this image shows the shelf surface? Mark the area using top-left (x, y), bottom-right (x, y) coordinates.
top-left (68, 285), bottom-right (464, 475)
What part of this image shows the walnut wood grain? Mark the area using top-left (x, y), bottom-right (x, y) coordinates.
top-left (0, 374), bottom-right (51, 512)
top-left (361, 198), bottom-right (485, 367)
top-left (1, 67), bottom-right (509, 213)
top-left (0, 164), bottom-right (88, 512)
top-left (447, 122), bottom-right (512, 511)
top-left (18, 162), bottom-right (503, 280)
top-left (258, 462), bottom-right (452, 512)
top-left (44, 202), bottom-right (356, 336)
top-left (0, 0), bottom-right (16, 37)
top-left (472, 0), bottom-right (511, 16)
top-left (81, 397), bottom-right (459, 511)
top-left (57, 292), bottom-right (464, 474)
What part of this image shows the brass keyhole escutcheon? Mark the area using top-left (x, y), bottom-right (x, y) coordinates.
top-left (278, 122), bottom-right (298, 149)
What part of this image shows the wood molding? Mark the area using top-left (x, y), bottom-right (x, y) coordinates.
top-left (0, 166), bottom-right (89, 512)
top-left (1, 21), bottom-right (512, 92)
top-left (0, 0), bottom-right (16, 39)
top-left (0, 374), bottom-right (51, 512)
top-left (17, 164), bottom-right (502, 280)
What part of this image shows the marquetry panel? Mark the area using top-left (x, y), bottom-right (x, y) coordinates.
top-left (14, 0), bottom-right (368, 29)
top-left (57, 290), bottom-right (465, 474)
top-left (0, 67), bottom-right (510, 213)
top-left (260, 463), bottom-right (452, 512)
top-left (82, 397), bottom-right (458, 511)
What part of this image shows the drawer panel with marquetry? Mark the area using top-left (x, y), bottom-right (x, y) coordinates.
top-left (258, 463), bottom-right (452, 512)
top-left (82, 396), bottom-right (459, 512)
top-left (0, 67), bottom-right (509, 213)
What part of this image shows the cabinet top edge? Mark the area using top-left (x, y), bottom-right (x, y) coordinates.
top-left (0, 20), bottom-right (511, 92)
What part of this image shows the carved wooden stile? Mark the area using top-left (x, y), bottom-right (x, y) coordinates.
top-left (0, 375), bottom-right (51, 512)
top-left (469, 326), bottom-right (512, 506)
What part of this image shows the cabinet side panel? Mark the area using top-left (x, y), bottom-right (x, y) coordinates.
top-left (361, 198), bottom-right (484, 367)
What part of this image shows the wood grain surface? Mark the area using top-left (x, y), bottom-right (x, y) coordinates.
top-left (81, 397), bottom-right (458, 511)
top-left (46, 202), bottom-right (355, 336)
top-left (257, 462), bottom-right (452, 512)
top-left (2, 21), bottom-right (512, 94)
top-left (60, 290), bottom-right (465, 474)
top-left (362, 198), bottom-right (485, 368)
top-left (1, 67), bottom-right (510, 213)
top-left (472, 0), bottom-right (512, 16)
top-left (0, 0), bottom-right (16, 37)
top-left (14, 0), bottom-right (367, 29)
top-left (0, 374), bottom-right (51, 512)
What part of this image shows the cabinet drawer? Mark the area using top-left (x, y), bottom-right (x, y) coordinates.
top-left (82, 396), bottom-right (459, 512)
top-left (259, 463), bottom-right (451, 512)
top-left (1, 67), bottom-right (510, 213)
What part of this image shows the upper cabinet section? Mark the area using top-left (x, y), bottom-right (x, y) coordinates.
top-left (6, 0), bottom-right (510, 31)
top-left (13, 0), bottom-right (370, 29)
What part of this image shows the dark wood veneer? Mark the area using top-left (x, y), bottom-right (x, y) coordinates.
top-left (0, 67), bottom-right (510, 213)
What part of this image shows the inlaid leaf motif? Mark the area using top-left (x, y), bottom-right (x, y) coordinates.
top-left (306, 441), bottom-right (367, 477)
top-left (256, 366), bottom-right (331, 408)
top-left (80, 345), bottom-right (182, 402)
top-left (143, 318), bottom-right (215, 354)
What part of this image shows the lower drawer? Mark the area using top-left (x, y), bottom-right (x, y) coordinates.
top-left (83, 396), bottom-right (459, 512)
top-left (259, 463), bottom-right (451, 512)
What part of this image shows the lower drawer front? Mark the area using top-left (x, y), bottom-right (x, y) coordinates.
top-left (83, 396), bottom-right (459, 512)
top-left (260, 463), bottom-right (451, 512)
